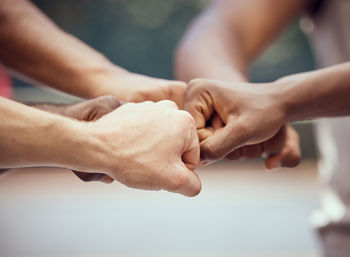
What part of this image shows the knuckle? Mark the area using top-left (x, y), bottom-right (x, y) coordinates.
top-left (158, 100), bottom-right (178, 109)
top-left (178, 110), bottom-right (195, 123)
top-left (177, 111), bottom-right (196, 132)
top-left (134, 90), bottom-right (152, 102)
top-left (187, 79), bottom-right (209, 98)
top-left (139, 90), bottom-right (151, 101)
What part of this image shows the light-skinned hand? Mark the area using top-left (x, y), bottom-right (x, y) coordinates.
top-left (80, 100), bottom-right (201, 196)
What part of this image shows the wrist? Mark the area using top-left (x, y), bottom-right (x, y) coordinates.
top-left (44, 117), bottom-right (108, 173)
top-left (272, 77), bottom-right (302, 122)
top-left (75, 121), bottom-right (124, 177)
top-left (268, 80), bottom-right (294, 123)
top-left (91, 64), bottom-right (129, 96)
top-left (72, 60), bottom-right (129, 99)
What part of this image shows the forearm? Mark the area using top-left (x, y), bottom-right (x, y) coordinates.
top-left (0, 0), bottom-right (126, 98)
top-left (175, 7), bottom-right (247, 82)
top-left (0, 97), bottom-right (101, 170)
top-left (276, 62), bottom-right (350, 121)
top-left (175, 0), bottom-right (308, 83)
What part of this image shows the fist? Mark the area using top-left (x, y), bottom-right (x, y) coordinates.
top-left (83, 100), bottom-right (202, 196)
top-left (185, 79), bottom-right (301, 167)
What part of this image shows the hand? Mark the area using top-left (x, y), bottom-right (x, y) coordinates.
top-left (63, 95), bottom-right (122, 122)
top-left (100, 69), bottom-right (187, 108)
top-left (199, 112), bottom-right (301, 168)
top-left (81, 100), bottom-right (201, 196)
top-left (63, 96), bottom-right (121, 183)
top-left (225, 125), bottom-right (301, 169)
top-left (185, 79), bottom-right (299, 164)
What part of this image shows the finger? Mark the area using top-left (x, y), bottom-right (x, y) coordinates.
top-left (156, 100), bottom-right (179, 110)
top-left (184, 99), bottom-right (207, 130)
top-left (70, 96), bottom-right (120, 122)
top-left (185, 80), bottom-right (215, 130)
top-left (98, 95), bottom-right (122, 110)
top-left (211, 114), bottom-right (224, 130)
top-left (241, 144), bottom-right (263, 159)
top-left (197, 127), bottom-right (214, 142)
top-left (262, 125), bottom-right (287, 155)
top-left (73, 171), bottom-right (105, 182)
top-left (200, 119), bottom-right (249, 161)
top-left (100, 175), bottom-right (114, 184)
top-left (90, 96), bottom-right (121, 121)
top-left (265, 126), bottom-right (301, 169)
top-left (265, 150), bottom-right (301, 169)
top-left (196, 115), bottom-right (223, 142)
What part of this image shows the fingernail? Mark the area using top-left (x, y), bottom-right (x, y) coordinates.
top-left (268, 160), bottom-right (282, 170)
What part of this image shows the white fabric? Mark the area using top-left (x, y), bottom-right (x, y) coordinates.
top-left (308, 0), bottom-right (350, 230)
top-left (306, 1), bottom-right (350, 255)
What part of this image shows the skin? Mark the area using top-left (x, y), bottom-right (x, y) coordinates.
top-left (0, 96), bottom-right (122, 183)
top-left (0, 98), bottom-right (201, 196)
top-left (185, 62), bottom-right (350, 161)
top-left (31, 96), bottom-right (122, 183)
top-left (175, 0), bottom-right (314, 167)
top-left (0, 0), bottom-right (199, 194)
top-left (0, 0), bottom-right (187, 108)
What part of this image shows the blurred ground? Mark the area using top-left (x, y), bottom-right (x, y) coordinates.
top-left (0, 161), bottom-right (321, 257)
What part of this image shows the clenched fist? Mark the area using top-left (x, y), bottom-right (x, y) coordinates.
top-left (79, 100), bottom-right (201, 196)
top-left (185, 79), bottom-right (301, 167)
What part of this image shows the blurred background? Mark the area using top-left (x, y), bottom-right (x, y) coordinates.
top-left (1, 0), bottom-right (321, 256)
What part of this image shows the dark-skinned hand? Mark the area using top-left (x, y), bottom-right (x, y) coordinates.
top-left (185, 79), bottom-right (301, 168)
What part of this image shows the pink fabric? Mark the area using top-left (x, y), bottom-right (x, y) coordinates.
top-left (0, 65), bottom-right (13, 99)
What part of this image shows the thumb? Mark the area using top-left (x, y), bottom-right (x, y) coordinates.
top-left (200, 119), bottom-right (249, 161)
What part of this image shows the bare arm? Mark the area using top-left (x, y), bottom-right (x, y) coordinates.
top-left (0, 97), bottom-right (96, 168)
top-left (176, 0), bottom-right (312, 167)
top-left (0, 0), bottom-right (187, 107)
top-left (279, 62), bottom-right (350, 121)
top-left (185, 62), bottom-right (350, 161)
top-left (0, 0), bottom-right (124, 98)
top-left (175, 0), bottom-right (311, 82)
top-left (0, 97), bottom-right (201, 196)
top-left (28, 96), bottom-right (122, 183)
